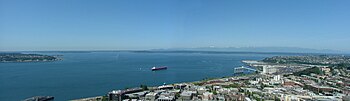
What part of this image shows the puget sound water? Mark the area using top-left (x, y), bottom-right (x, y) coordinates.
top-left (0, 51), bottom-right (293, 101)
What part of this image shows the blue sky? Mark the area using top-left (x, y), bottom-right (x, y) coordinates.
top-left (1, 0), bottom-right (350, 51)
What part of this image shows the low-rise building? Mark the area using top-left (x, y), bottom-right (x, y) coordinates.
top-left (179, 91), bottom-right (193, 101)
top-left (145, 92), bottom-right (158, 101)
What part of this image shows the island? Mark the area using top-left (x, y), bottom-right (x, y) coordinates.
top-left (0, 53), bottom-right (61, 62)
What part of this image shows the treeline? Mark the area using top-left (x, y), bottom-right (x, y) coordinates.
top-left (293, 67), bottom-right (323, 76)
top-left (0, 53), bottom-right (59, 62)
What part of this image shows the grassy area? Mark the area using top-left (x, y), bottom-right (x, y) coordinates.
top-left (293, 67), bottom-right (323, 76)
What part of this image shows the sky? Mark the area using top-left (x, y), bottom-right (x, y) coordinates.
top-left (1, 0), bottom-right (350, 51)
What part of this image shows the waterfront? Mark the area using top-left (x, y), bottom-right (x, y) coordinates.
top-left (1, 52), bottom-right (288, 101)
top-left (73, 54), bottom-right (350, 101)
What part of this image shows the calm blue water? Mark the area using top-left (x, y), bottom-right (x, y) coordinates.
top-left (0, 52), bottom-right (284, 101)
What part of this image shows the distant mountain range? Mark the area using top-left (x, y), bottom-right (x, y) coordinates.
top-left (152, 47), bottom-right (345, 54)
top-left (2, 47), bottom-right (347, 55)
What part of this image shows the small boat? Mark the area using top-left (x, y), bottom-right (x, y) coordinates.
top-left (151, 66), bottom-right (167, 71)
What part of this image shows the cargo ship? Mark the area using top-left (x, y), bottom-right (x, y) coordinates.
top-left (151, 66), bottom-right (167, 71)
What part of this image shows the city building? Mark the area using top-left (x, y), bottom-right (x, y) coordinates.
top-left (179, 91), bottom-right (193, 101)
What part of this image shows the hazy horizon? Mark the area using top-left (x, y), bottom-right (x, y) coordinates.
top-left (1, 0), bottom-right (350, 51)
top-left (0, 46), bottom-right (348, 54)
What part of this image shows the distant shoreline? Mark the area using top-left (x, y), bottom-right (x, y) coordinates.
top-left (0, 53), bottom-right (62, 63)
top-left (2, 50), bottom-right (348, 55)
